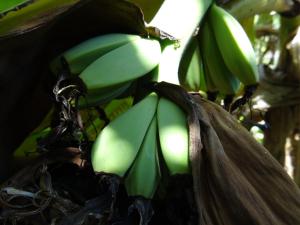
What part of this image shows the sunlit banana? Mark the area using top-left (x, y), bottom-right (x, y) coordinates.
top-left (208, 4), bottom-right (259, 86)
top-left (91, 93), bottom-right (158, 177)
top-left (157, 97), bottom-right (190, 175)
top-left (51, 33), bottom-right (142, 75)
top-left (125, 117), bottom-right (160, 198)
top-left (178, 38), bottom-right (204, 92)
top-left (199, 20), bottom-right (240, 96)
top-left (80, 38), bottom-right (161, 93)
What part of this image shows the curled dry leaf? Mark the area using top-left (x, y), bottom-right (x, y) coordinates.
top-left (152, 82), bottom-right (300, 225)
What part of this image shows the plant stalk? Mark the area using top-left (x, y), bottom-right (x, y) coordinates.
top-left (149, 0), bottom-right (212, 84)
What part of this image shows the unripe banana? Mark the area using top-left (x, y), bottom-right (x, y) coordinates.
top-left (199, 20), bottom-right (240, 96)
top-left (91, 93), bottom-right (158, 177)
top-left (179, 38), bottom-right (204, 92)
top-left (125, 117), bottom-right (160, 198)
top-left (208, 4), bottom-right (259, 86)
top-left (157, 97), bottom-right (190, 175)
top-left (80, 38), bottom-right (161, 92)
top-left (51, 33), bottom-right (142, 75)
top-left (78, 81), bottom-right (132, 109)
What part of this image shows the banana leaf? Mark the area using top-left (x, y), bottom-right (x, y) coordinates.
top-left (0, 0), bottom-right (82, 37)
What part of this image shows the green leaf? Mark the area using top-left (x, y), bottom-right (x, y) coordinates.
top-left (0, 0), bottom-right (81, 36)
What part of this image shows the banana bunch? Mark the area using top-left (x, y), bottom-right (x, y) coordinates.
top-left (176, 3), bottom-right (259, 105)
top-left (90, 94), bottom-right (189, 225)
top-left (47, 0), bottom-right (260, 202)
top-left (91, 93), bottom-right (189, 196)
top-left (181, 3), bottom-right (259, 108)
top-left (198, 20), bottom-right (240, 101)
top-left (50, 33), bottom-right (161, 108)
top-left (91, 93), bottom-right (158, 178)
top-left (50, 0), bottom-right (210, 201)
top-left (51, 33), bottom-right (142, 75)
top-left (207, 4), bottom-right (259, 87)
top-left (205, 4), bottom-right (259, 95)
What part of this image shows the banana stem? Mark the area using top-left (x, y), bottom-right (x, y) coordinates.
top-left (224, 0), bottom-right (293, 20)
top-left (149, 0), bottom-right (212, 84)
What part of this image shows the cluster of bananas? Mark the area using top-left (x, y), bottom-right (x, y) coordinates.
top-left (49, 29), bottom-right (189, 205)
top-left (180, 4), bottom-right (259, 109)
top-left (47, 0), bottom-right (259, 214)
top-left (50, 33), bottom-right (162, 108)
top-left (47, 0), bottom-right (212, 210)
top-left (91, 93), bottom-right (189, 199)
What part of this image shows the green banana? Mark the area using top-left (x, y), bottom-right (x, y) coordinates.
top-left (208, 4), bottom-right (259, 86)
top-left (78, 81), bottom-right (132, 109)
top-left (51, 33), bottom-right (142, 75)
top-left (199, 20), bottom-right (240, 96)
top-left (125, 117), bottom-right (160, 198)
top-left (178, 38), bottom-right (204, 92)
top-left (79, 38), bottom-right (161, 92)
top-left (157, 97), bottom-right (190, 175)
top-left (91, 93), bottom-right (158, 177)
